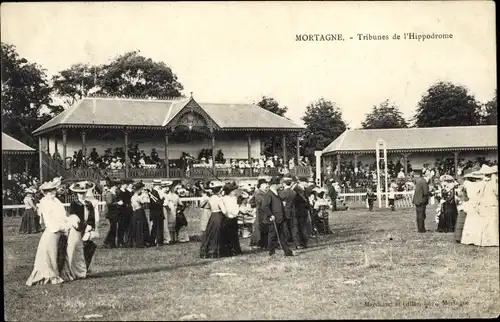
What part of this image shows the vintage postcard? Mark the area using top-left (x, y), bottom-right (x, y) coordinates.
top-left (2, 1), bottom-right (498, 320)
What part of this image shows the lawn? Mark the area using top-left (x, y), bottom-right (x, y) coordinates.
top-left (3, 205), bottom-right (499, 320)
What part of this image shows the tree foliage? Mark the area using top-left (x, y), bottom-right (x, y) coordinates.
top-left (414, 82), bottom-right (481, 127)
top-left (361, 99), bottom-right (408, 129)
top-left (52, 51), bottom-right (184, 106)
top-left (481, 90), bottom-right (497, 125)
top-left (256, 96), bottom-right (297, 159)
top-left (256, 96), bottom-right (288, 116)
top-left (1, 42), bottom-right (62, 147)
top-left (301, 98), bottom-right (347, 162)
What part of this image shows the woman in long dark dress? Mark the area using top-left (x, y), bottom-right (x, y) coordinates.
top-left (200, 182), bottom-right (229, 258)
top-left (129, 182), bottom-right (152, 248)
top-left (437, 176), bottom-right (459, 233)
top-left (222, 182), bottom-right (242, 256)
top-left (19, 188), bottom-right (40, 234)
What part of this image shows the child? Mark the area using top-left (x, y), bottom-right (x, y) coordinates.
top-left (366, 187), bottom-right (377, 211)
top-left (388, 182), bottom-right (396, 211)
top-left (313, 188), bottom-right (332, 234)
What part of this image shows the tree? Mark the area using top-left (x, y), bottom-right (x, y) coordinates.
top-left (361, 99), bottom-right (408, 129)
top-left (301, 98), bottom-right (347, 163)
top-left (256, 96), bottom-right (297, 159)
top-left (52, 50), bottom-right (184, 106)
top-left (1, 42), bottom-right (62, 148)
top-left (481, 90), bottom-right (497, 125)
top-left (413, 81), bottom-right (481, 127)
top-left (256, 96), bottom-right (288, 116)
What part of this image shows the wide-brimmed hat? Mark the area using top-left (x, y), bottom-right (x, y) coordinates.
top-left (463, 171), bottom-right (484, 180)
top-left (132, 181), bottom-right (145, 191)
top-left (25, 187), bottom-right (36, 194)
top-left (282, 177), bottom-right (293, 184)
top-left (152, 179), bottom-right (162, 185)
top-left (161, 180), bottom-right (173, 187)
top-left (69, 181), bottom-right (96, 193)
top-left (39, 177), bottom-right (62, 191)
top-left (480, 164), bottom-right (497, 175)
top-left (240, 191), bottom-right (250, 199)
top-left (439, 174), bottom-right (454, 182)
top-left (209, 181), bottom-right (225, 189)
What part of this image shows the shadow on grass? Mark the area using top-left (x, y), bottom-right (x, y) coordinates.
top-left (89, 260), bottom-right (212, 279)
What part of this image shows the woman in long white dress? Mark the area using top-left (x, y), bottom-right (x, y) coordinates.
top-left (461, 165), bottom-right (499, 247)
top-left (26, 177), bottom-right (72, 286)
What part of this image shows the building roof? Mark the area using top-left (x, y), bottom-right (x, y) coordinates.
top-left (322, 125), bottom-right (498, 154)
top-left (33, 97), bottom-right (304, 135)
top-left (2, 132), bottom-right (36, 154)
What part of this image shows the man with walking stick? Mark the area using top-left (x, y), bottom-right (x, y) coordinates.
top-left (262, 176), bottom-right (294, 257)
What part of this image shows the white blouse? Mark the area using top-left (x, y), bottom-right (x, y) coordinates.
top-left (131, 193), bottom-right (144, 211)
top-left (222, 195), bottom-right (239, 219)
top-left (38, 197), bottom-right (68, 233)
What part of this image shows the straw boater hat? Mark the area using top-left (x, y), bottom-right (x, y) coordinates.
top-left (69, 181), bottom-right (96, 193)
top-left (463, 170), bottom-right (484, 180)
top-left (39, 177), bottom-right (62, 191)
top-left (479, 164), bottom-right (497, 175)
top-left (439, 174), bottom-right (454, 182)
top-left (152, 179), bottom-right (162, 185)
top-left (161, 180), bottom-right (173, 187)
top-left (209, 181), bottom-right (225, 189)
top-left (25, 187), bottom-right (36, 194)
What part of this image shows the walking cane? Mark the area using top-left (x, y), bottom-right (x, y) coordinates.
top-left (272, 218), bottom-right (284, 251)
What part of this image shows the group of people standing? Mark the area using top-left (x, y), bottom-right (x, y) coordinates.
top-left (412, 164), bottom-right (498, 247)
top-left (103, 179), bottom-right (189, 249)
top-left (26, 178), bottom-right (99, 285)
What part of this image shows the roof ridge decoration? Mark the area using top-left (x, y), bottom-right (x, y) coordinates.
top-left (86, 94), bottom-right (187, 101)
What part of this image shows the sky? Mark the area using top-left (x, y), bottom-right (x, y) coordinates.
top-left (1, 1), bottom-right (496, 128)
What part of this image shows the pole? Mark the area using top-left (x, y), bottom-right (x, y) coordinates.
top-left (314, 151), bottom-right (322, 186)
top-left (38, 136), bottom-right (43, 182)
top-left (384, 148), bottom-right (389, 208)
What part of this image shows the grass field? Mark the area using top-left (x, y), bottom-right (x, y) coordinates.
top-left (3, 205), bottom-right (499, 320)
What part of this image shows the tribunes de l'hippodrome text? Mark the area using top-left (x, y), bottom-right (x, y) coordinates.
top-left (357, 33), bottom-right (453, 41)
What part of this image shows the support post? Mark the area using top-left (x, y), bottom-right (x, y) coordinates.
top-left (247, 133), bottom-right (252, 162)
top-left (124, 129), bottom-right (128, 178)
top-left (282, 134), bottom-right (287, 164)
top-left (336, 153), bottom-right (341, 175)
top-left (272, 135), bottom-right (276, 156)
top-left (453, 151), bottom-right (459, 177)
top-left (354, 154), bottom-right (359, 187)
top-left (403, 153), bottom-right (409, 175)
top-left (7, 156), bottom-right (12, 179)
top-left (54, 136), bottom-right (58, 156)
top-left (165, 131), bottom-right (169, 178)
top-left (314, 151), bottom-right (322, 187)
top-left (62, 130), bottom-right (67, 169)
top-left (38, 136), bottom-right (43, 182)
top-left (81, 131), bottom-right (86, 164)
top-left (296, 134), bottom-right (300, 165)
top-left (25, 159), bottom-right (29, 174)
top-left (46, 136), bottom-right (50, 155)
top-left (211, 130), bottom-right (216, 174)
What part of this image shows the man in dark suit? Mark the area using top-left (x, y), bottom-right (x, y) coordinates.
top-left (103, 181), bottom-right (122, 248)
top-left (413, 175), bottom-right (430, 233)
top-left (326, 178), bottom-right (338, 211)
top-left (249, 178), bottom-right (269, 249)
top-left (293, 177), bottom-right (311, 249)
top-left (279, 176), bottom-right (299, 248)
top-left (262, 176), bottom-right (294, 257)
top-left (117, 179), bottom-right (133, 247)
top-left (149, 179), bottom-right (164, 246)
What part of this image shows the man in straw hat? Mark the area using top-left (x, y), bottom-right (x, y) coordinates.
top-left (262, 176), bottom-right (294, 256)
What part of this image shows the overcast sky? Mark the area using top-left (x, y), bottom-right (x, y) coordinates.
top-left (1, 1), bottom-right (496, 128)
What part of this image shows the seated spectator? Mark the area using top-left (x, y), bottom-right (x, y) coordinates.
top-left (90, 148), bottom-right (99, 162)
top-left (151, 148), bottom-right (159, 163)
top-left (397, 169), bottom-right (405, 179)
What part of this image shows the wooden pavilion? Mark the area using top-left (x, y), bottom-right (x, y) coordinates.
top-left (2, 132), bottom-right (37, 178)
top-left (33, 95), bottom-right (310, 181)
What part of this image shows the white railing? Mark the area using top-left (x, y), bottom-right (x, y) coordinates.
top-left (3, 191), bottom-right (414, 214)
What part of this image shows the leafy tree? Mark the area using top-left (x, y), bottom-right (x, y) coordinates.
top-left (257, 96), bottom-right (288, 116)
top-left (481, 90), bottom-right (497, 125)
top-left (301, 98), bottom-right (347, 163)
top-left (256, 96), bottom-right (298, 160)
top-left (1, 42), bottom-right (62, 148)
top-left (52, 50), bottom-right (184, 106)
top-left (413, 82), bottom-right (481, 127)
top-left (362, 99), bottom-right (408, 129)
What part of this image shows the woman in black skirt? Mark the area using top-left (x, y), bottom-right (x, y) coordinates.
top-left (200, 181), bottom-right (229, 258)
top-left (19, 188), bottom-right (40, 234)
top-left (129, 182), bottom-right (152, 248)
top-left (437, 175), bottom-right (459, 233)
